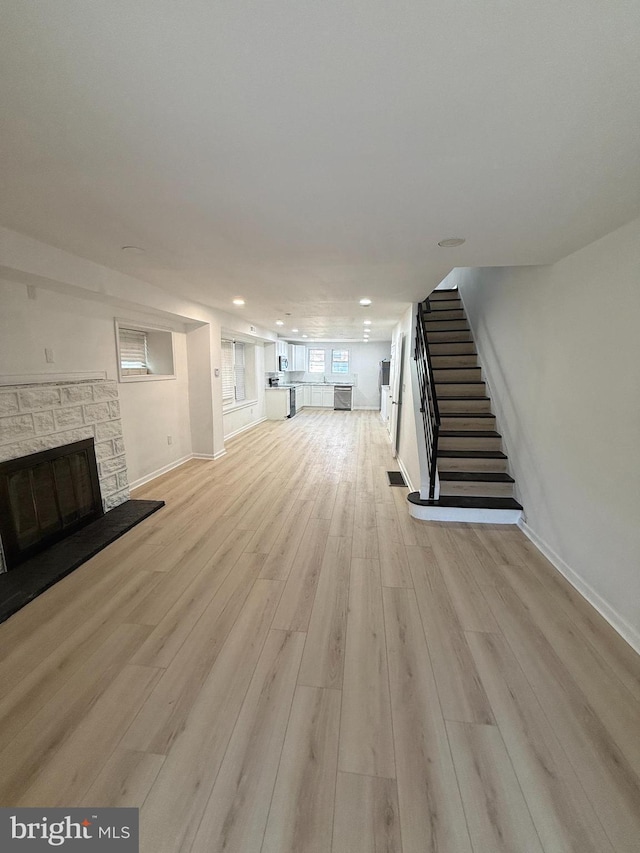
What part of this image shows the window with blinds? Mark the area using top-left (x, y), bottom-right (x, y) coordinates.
top-left (222, 340), bottom-right (246, 404)
top-left (119, 327), bottom-right (149, 375)
top-left (115, 320), bottom-right (175, 382)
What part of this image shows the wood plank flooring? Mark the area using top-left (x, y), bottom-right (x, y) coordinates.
top-left (0, 410), bottom-right (639, 852)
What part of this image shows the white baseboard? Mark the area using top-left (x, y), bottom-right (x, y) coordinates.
top-left (395, 455), bottom-right (414, 493)
top-left (518, 519), bottom-right (640, 655)
top-left (224, 417), bottom-right (267, 441)
top-left (129, 454), bottom-right (192, 490)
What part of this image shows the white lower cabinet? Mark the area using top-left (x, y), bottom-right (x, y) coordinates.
top-left (308, 385), bottom-right (335, 407)
top-left (265, 389), bottom-right (290, 419)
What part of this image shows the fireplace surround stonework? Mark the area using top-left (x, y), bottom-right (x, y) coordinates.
top-left (0, 377), bottom-right (130, 572)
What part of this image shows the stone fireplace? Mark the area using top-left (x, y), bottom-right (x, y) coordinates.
top-left (0, 375), bottom-right (130, 572)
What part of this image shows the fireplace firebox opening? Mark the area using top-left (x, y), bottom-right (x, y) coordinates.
top-left (0, 438), bottom-right (103, 570)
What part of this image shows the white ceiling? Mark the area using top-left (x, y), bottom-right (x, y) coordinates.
top-left (1, 1), bottom-right (639, 341)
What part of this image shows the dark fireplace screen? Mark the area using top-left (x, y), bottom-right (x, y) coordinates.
top-left (0, 438), bottom-right (103, 570)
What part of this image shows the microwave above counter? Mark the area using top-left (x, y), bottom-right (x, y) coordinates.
top-left (278, 356), bottom-right (289, 371)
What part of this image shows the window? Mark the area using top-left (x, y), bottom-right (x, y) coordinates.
top-left (332, 349), bottom-right (349, 374)
top-left (222, 339), bottom-right (246, 404)
top-left (308, 348), bottom-right (325, 373)
top-left (115, 320), bottom-right (175, 382)
top-left (119, 328), bottom-right (148, 375)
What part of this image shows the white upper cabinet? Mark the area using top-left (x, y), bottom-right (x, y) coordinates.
top-left (293, 345), bottom-right (306, 371)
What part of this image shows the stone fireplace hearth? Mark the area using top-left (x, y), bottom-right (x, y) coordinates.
top-left (0, 375), bottom-right (130, 572)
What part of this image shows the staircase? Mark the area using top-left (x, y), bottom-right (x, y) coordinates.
top-left (408, 288), bottom-right (523, 523)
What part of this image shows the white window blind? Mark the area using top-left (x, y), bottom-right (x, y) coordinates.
top-left (308, 348), bottom-right (325, 373)
top-left (332, 349), bottom-right (349, 373)
top-left (119, 328), bottom-right (148, 375)
top-left (234, 342), bottom-right (246, 402)
top-left (221, 340), bottom-right (234, 403)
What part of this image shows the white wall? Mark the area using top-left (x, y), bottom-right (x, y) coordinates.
top-left (0, 279), bottom-right (193, 485)
top-left (452, 215), bottom-right (640, 648)
top-left (0, 226), bottom-right (280, 483)
top-left (284, 341), bottom-right (391, 409)
top-left (392, 305), bottom-right (421, 492)
top-left (223, 343), bottom-right (267, 440)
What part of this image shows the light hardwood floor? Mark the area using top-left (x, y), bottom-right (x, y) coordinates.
top-left (1, 410), bottom-right (639, 852)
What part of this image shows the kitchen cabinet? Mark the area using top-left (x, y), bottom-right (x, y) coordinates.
top-left (293, 345), bottom-right (306, 371)
top-left (264, 343), bottom-right (277, 373)
top-left (322, 386), bottom-right (335, 408)
top-left (265, 340), bottom-right (289, 372)
top-left (286, 344), bottom-right (306, 371)
top-left (265, 389), bottom-right (290, 419)
top-left (303, 385), bottom-right (311, 407)
top-left (309, 385), bottom-right (335, 407)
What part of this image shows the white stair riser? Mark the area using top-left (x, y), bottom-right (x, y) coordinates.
top-left (436, 383), bottom-right (486, 397)
top-left (425, 319), bottom-right (470, 331)
top-left (439, 398), bottom-right (492, 412)
top-left (429, 342), bottom-right (476, 355)
top-left (408, 503), bottom-right (522, 524)
top-left (426, 309), bottom-right (465, 321)
top-left (427, 330), bottom-right (473, 342)
top-left (431, 355), bottom-right (478, 368)
top-left (439, 480), bottom-right (514, 497)
top-left (433, 368), bottom-right (481, 382)
top-left (438, 457), bottom-right (508, 473)
top-left (429, 290), bottom-right (460, 300)
top-left (438, 435), bottom-right (502, 451)
top-left (440, 416), bottom-right (497, 430)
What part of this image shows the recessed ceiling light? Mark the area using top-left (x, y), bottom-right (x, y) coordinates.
top-left (363, 338), bottom-right (369, 342)
top-left (121, 245), bottom-right (145, 254)
top-left (233, 298), bottom-right (245, 306)
top-left (292, 328), bottom-right (299, 333)
top-left (302, 334), bottom-right (308, 338)
top-left (275, 320), bottom-right (284, 326)
top-left (359, 298), bottom-right (372, 306)
top-left (363, 320), bottom-right (372, 325)
top-left (438, 237), bottom-right (466, 247)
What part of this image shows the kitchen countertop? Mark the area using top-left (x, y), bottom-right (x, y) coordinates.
top-left (265, 382), bottom-right (355, 391)
top-left (266, 382), bottom-right (353, 389)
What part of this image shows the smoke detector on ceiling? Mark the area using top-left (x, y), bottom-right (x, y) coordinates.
top-left (438, 237), bottom-right (466, 247)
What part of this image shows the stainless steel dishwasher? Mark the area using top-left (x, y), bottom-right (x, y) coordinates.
top-left (334, 385), bottom-right (352, 411)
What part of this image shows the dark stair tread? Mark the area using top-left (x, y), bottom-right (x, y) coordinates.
top-left (433, 366), bottom-right (481, 371)
top-left (439, 430), bottom-right (501, 437)
top-left (428, 302), bottom-right (462, 309)
top-left (431, 341), bottom-right (478, 358)
top-left (424, 314), bottom-right (469, 322)
top-left (439, 471), bottom-right (514, 483)
top-left (437, 450), bottom-right (507, 459)
top-left (425, 328), bottom-right (472, 334)
top-left (408, 493), bottom-right (523, 511)
top-left (435, 381), bottom-right (486, 386)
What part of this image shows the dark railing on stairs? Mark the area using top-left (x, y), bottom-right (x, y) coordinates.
top-left (414, 299), bottom-right (440, 499)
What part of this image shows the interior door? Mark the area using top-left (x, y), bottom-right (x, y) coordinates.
top-left (389, 332), bottom-right (405, 457)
